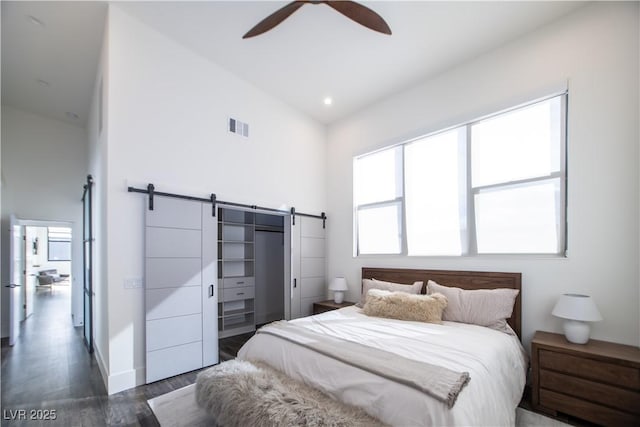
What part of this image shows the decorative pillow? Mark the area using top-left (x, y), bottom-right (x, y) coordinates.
top-left (362, 289), bottom-right (447, 323)
top-left (356, 278), bottom-right (424, 308)
top-left (426, 280), bottom-right (519, 335)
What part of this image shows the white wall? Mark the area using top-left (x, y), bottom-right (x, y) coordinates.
top-left (326, 2), bottom-right (639, 349)
top-left (1, 106), bottom-right (87, 335)
top-left (102, 5), bottom-right (326, 393)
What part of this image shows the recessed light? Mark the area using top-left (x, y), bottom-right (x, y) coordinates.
top-left (37, 79), bottom-right (50, 87)
top-left (66, 112), bottom-right (80, 120)
top-left (323, 97), bottom-right (333, 106)
top-left (27, 15), bottom-right (45, 27)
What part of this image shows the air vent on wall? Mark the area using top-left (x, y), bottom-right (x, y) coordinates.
top-left (229, 118), bottom-right (249, 137)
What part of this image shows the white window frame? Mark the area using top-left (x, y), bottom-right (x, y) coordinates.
top-left (353, 92), bottom-right (568, 257)
top-left (353, 146), bottom-right (404, 255)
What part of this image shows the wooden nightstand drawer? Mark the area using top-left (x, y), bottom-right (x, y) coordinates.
top-left (540, 349), bottom-right (640, 390)
top-left (540, 370), bottom-right (640, 415)
top-left (540, 389), bottom-right (639, 427)
top-left (531, 331), bottom-right (640, 427)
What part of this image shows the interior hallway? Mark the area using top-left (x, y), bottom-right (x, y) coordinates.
top-left (0, 285), bottom-right (194, 426)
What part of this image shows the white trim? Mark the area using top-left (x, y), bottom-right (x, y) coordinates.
top-left (107, 367), bottom-right (139, 395)
top-left (94, 344), bottom-right (109, 391)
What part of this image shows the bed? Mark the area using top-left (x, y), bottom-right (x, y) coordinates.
top-left (236, 267), bottom-right (527, 426)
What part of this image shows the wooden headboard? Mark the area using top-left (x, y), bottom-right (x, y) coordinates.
top-left (362, 267), bottom-right (522, 339)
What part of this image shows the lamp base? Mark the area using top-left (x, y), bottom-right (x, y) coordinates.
top-left (562, 319), bottom-right (591, 344)
top-left (333, 291), bottom-right (345, 304)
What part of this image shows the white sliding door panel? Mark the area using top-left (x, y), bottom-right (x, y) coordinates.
top-left (301, 217), bottom-right (325, 238)
top-left (147, 342), bottom-right (202, 383)
top-left (301, 258), bottom-right (325, 278)
top-left (301, 237), bottom-right (325, 258)
top-left (146, 228), bottom-right (201, 258)
top-left (146, 197), bottom-right (202, 229)
top-left (290, 216), bottom-right (302, 319)
top-left (291, 216), bottom-right (326, 319)
top-left (145, 258), bottom-right (202, 289)
top-left (201, 204), bottom-right (218, 367)
top-left (145, 196), bottom-right (218, 383)
top-left (146, 314), bottom-right (202, 352)
top-left (301, 277), bottom-right (325, 299)
top-left (146, 287), bottom-right (201, 320)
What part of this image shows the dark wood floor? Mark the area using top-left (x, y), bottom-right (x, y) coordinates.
top-left (1, 285), bottom-right (253, 426)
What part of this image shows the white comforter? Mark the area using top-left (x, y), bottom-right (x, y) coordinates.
top-left (238, 306), bottom-right (528, 427)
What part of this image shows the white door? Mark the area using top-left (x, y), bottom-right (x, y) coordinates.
top-left (24, 227), bottom-right (37, 319)
top-left (289, 216), bottom-right (326, 319)
top-left (145, 197), bottom-right (218, 383)
top-left (8, 215), bottom-right (25, 346)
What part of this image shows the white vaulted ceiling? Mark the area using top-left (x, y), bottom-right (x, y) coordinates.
top-left (2, 1), bottom-right (586, 127)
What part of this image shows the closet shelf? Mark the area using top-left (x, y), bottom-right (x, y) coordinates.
top-left (220, 308), bottom-right (255, 318)
top-left (218, 206), bottom-right (257, 339)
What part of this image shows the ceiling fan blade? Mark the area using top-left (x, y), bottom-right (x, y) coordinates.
top-left (243, 1), bottom-right (306, 39)
top-left (326, 1), bottom-right (391, 35)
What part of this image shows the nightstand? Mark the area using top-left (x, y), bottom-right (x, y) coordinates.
top-left (531, 331), bottom-right (640, 427)
top-left (312, 300), bottom-right (355, 315)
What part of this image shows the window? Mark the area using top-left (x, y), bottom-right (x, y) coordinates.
top-left (354, 94), bottom-right (567, 256)
top-left (353, 146), bottom-right (403, 254)
top-left (48, 227), bottom-right (72, 261)
top-left (405, 128), bottom-right (467, 256)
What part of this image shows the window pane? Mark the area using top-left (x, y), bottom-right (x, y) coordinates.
top-left (354, 146), bottom-right (402, 205)
top-left (405, 129), bottom-right (465, 256)
top-left (49, 241), bottom-right (71, 261)
top-left (475, 179), bottom-right (561, 254)
top-left (471, 97), bottom-right (562, 187)
top-left (357, 204), bottom-right (401, 254)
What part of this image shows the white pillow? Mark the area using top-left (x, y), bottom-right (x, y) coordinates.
top-left (356, 278), bottom-right (423, 308)
top-left (427, 280), bottom-right (518, 335)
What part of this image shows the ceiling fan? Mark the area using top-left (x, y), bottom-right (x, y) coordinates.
top-left (243, 1), bottom-right (392, 39)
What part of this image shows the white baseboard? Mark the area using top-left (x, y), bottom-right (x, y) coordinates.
top-left (94, 345), bottom-right (109, 391)
top-left (107, 368), bottom-right (137, 395)
top-left (94, 345), bottom-right (146, 395)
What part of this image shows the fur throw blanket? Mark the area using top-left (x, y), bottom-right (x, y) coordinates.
top-left (195, 359), bottom-right (386, 427)
top-left (363, 288), bottom-right (448, 323)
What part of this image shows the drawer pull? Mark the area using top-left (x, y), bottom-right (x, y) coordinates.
top-left (236, 292), bottom-right (244, 296)
top-left (236, 281), bottom-right (244, 285)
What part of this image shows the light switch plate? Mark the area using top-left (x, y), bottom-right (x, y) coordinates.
top-left (124, 277), bottom-right (143, 289)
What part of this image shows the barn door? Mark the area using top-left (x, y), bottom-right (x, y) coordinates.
top-left (145, 196), bottom-right (218, 383)
top-left (290, 216), bottom-right (326, 319)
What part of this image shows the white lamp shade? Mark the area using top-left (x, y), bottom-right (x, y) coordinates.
top-left (329, 277), bottom-right (348, 292)
top-left (552, 294), bottom-right (602, 322)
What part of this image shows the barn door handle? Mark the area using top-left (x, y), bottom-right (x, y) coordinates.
top-left (293, 278), bottom-right (297, 288)
top-left (209, 285), bottom-right (214, 298)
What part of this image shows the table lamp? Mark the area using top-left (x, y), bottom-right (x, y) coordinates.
top-left (329, 277), bottom-right (348, 304)
top-left (552, 293), bottom-right (602, 344)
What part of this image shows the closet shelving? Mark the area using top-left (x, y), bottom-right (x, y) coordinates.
top-left (217, 208), bottom-right (256, 338)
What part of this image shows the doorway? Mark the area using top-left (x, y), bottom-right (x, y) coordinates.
top-left (19, 222), bottom-right (73, 324)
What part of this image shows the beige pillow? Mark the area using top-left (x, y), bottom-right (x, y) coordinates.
top-left (356, 278), bottom-right (424, 308)
top-left (363, 289), bottom-right (447, 323)
top-left (427, 280), bottom-right (518, 335)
